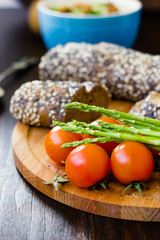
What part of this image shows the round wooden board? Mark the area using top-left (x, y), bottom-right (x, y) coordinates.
top-left (12, 100), bottom-right (160, 222)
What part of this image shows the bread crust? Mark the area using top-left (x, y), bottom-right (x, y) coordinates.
top-left (129, 91), bottom-right (160, 119)
top-left (39, 42), bottom-right (160, 102)
top-left (10, 80), bottom-right (110, 127)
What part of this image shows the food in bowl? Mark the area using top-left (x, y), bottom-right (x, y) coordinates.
top-left (49, 2), bottom-right (119, 15)
top-left (37, 0), bottom-right (142, 49)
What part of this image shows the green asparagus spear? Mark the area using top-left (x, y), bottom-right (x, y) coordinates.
top-left (62, 137), bottom-right (121, 148)
top-left (64, 102), bottom-right (160, 127)
top-left (119, 119), bottom-right (160, 131)
top-left (72, 119), bottom-right (160, 138)
top-left (52, 121), bottom-right (160, 147)
top-left (97, 121), bottom-right (160, 137)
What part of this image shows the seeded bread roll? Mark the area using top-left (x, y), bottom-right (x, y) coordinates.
top-left (10, 80), bottom-right (110, 127)
top-left (39, 42), bottom-right (160, 102)
top-left (129, 91), bottom-right (160, 119)
top-left (129, 100), bottom-right (144, 116)
top-left (39, 42), bottom-right (113, 84)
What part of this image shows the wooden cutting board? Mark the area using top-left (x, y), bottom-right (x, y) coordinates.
top-left (12, 100), bottom-right (160, 222)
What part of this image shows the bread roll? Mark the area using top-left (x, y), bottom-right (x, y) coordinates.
top-left (129, 100), bottom-right (144, 116)
top-left (10, 80), bottom-right (110, 127)
top-left (129, 91), bottom-right (160, 119)
top-left (39, 42), bottom-right (160, 102)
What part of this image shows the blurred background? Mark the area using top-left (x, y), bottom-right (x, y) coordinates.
top-left (0, 0), bottom-right (160, 52)
top-left (19, 0), bottom-right (160, 48)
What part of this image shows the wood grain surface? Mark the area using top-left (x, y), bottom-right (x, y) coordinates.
top-left (12, 101), bottom-right (160, 222)
top-left (1, 7), bottom-right (160, 240)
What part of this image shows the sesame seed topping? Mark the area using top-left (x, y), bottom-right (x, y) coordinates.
top-left (39, 42), bottom-right (160, 102)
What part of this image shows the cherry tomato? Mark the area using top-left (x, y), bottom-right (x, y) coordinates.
top-left (45, 126), bottom-right (82, 164)
top-left (65, 143), bottom-right (110, 188)
top-left (83, 117), bottom-right (121, 155)
top-left (110, 141), bottom-right (154, 184)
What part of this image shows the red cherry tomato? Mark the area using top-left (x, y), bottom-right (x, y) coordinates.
top-left (45, 126), bottom-right (82, 164)
top-left (110, 141), bottom-right (154, 184)
top-left (83, 117), bottom-right (121, 155)
top-left (65, 144), bottom-right (110, 188)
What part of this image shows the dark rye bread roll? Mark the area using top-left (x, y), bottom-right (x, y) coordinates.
top-left (10, 80), bottom-right (110, 127)
top-left (39, 42), bottom-right (112, 83)
top-left (39, 42), bottom-right (160, 102)
top-left (129, 100), bottom-right (144, 116)
top-left (129, 91), bottom-right (160, 119)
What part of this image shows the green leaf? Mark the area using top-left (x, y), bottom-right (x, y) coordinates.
top-left (99, 181), bottom-right (107, 190)
top-left (121, 181), bottom-right (148, 197)
top-left (134, 183), bottom-right (144, 197)
top-left (88, 172), bottom-right (111, 191)
top-left (42, 169), bottom-right (70, 190)
top-left (58, 178), bottom-right (70, 183)
top-left (72, 7), bottom-right (84, 14)
top-left (120, 183), bottom-right (133, 196)
top-left (88, 184), bottom-right (97, 191)
top-left (89, 10), bottom-right (101, 15)
top-left (42, 179), bottom-right (54, 185)
top-left (50, 7), bottom-right (58, 11)
top-left (139, 182), bottom-right (148, 190)
top-left (53, 181), bottom-right (59, 191)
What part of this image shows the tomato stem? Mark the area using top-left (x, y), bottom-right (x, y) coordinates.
top-left (134, 183), bottom-right (144, 197)
top-left (121, 182), bottom-right (148, 197)
top-left (88, 171), bottom-right (112, 191)
top-left (42, 169), bottom-right (70, 191)
top-left (120, 183), bottom-right (133, 196)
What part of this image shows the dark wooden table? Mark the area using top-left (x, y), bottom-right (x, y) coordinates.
top-left (0, 7), bottom-right (160, 240)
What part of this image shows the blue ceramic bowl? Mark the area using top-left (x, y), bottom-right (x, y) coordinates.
top-left (37, 0), bottom-right (142, 49)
